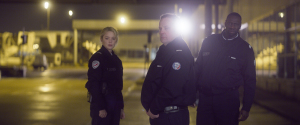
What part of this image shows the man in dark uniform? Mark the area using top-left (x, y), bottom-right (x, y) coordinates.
top-left (141, 13), bottom-right (197, 125)
top-left (195, 12), bottom-right (256, 125)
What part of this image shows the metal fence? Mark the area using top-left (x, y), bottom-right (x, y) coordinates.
top-left (240, 2), bottom-right (300, 79)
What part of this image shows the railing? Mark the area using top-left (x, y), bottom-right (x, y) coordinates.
top-left (240, 1), bottom-right (300, 80)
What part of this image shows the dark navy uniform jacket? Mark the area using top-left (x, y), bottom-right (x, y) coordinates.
top-left (141, 37), bottom-right (197, 115)
top-left (85, 46), bottom-right (124, 111)
top-left (195, 31), bottom-right (256, 112)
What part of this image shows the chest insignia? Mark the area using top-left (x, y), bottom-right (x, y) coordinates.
top-left (157, 65), bottom-right (162, 67)
top-left (92, 60), bottom-right (100, 69)
top-left (172, 62), bottom-right (181, 70)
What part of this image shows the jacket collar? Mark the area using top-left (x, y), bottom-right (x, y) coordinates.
top-left (221, 30), bottom-right (239, 41)
top-left (164, 36), bottom-right (183, 50)
top-left (99, 45), bottom-right (114, 56)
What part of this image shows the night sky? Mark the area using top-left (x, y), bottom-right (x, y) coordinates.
top-left (0, 3), bottom-right (198, 33)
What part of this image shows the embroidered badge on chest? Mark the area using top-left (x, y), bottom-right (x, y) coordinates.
top-left (172, 62), bottom-right (181, 70)
top-left (92, 60), bottom-right (100, 69)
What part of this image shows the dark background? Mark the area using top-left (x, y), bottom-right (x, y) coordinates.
top-left (0, 3), bottom-right (198, 33)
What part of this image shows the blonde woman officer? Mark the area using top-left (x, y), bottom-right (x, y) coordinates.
top-left (85, 27), bottom-right (125, 125)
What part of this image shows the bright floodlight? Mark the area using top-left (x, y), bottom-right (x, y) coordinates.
top-left (212, 24), bottom-right (215, 29)
top-left (279, 12), bottom-right (284, 18)
top-left (44, 2), bottom-right (49, 9)
top-left (120, 17), bottom-right (126, 24)
top-left (175, 18), bottom-right (191, 35)
top-left (69, 10), bottom-right (73, 16)
top-left (33, 44), bottom-right (39, 50)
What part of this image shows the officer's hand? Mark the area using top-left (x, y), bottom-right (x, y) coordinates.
top-left (120, 109), bottom-right (125, 119)
top-left (99, 109), bottom-right (107, 118)
top-left (238, 110), bottom-right (249, 121)
top-left (147, 109), bottom-right (159, 119)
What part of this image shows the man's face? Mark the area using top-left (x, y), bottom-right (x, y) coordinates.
top-left (159, 17), bottom-right (179, 45)
top-left (225, 15), bottom-right (241, 36)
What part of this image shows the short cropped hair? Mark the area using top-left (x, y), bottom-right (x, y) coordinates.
top-left (100, 27), bottom-right (119, 42)
top-left (160, 13), bottom-right (180, 21)
top-left (226, 12), bottom-right (242, 22)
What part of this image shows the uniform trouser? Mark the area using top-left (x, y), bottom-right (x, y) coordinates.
top-left (90, 94), bottom-right (121, 125)
top-left (196, 89), bottom-right (240, 125)
top-left (149, 108), bottom-right (189, 125)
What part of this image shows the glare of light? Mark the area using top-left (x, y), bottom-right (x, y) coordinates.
top-left (40, 86), bottom-right (50, 92)
top-left (240, 23), bottom-right (248, 30)
top-left (44, 2), bottom-right (49, 9)
top-left (200, 24), bottom-right (223, 30)
top-left (212, 24), bottom-right (215, 29)
top-left (218, 24), bottom-right (222, 29)
top-left (69, 10), bottom-right (73, 16)
top-left (279, 12), bottom-right (284, 18)
top-left (175, 18), bottom-right (192, 34)
top-left (179, 8), bottom-right (183, 14)
top-left (33, 44), bottom-right (39, 49)
top-left (200, 24), bottom-right (205, 29)
top-left (120, 17), bottom-right (126, 24)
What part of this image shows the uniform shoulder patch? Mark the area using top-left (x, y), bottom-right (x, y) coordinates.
top-left (249, 45), bottom-right (252, 49)
top-left (172, 62), bottom-right (181, 70)
top-left (92, 60), bottom-right (100, 69)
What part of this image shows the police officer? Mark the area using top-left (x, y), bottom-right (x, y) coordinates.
top-left (85, 27), bottom-right (125, 125)
top-left (141, 13), bottom-right (197, 125)
top-left (195, 12), bottom-right (256, 125)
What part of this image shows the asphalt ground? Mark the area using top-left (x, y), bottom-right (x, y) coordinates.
top-left (0, 65), bottom-right (298, 125)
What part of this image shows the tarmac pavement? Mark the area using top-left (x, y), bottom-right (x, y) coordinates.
top-left (1, 65), bottom-right (298, 125)
top-left (118, 79), bottom-right (293, 125)
top-left (253, 88), bottom-right (300, 124)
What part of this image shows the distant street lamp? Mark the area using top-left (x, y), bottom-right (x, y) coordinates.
top-left (278, 12), bottom-right (284, 18)
top-left (120, 17), bottom-right (126, 24)
top-left (44, 2), bottom-right (50, 30)
top-left (69, 10), bottom-right (73, 17)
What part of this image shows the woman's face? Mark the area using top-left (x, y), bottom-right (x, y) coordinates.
top-left (101, 31), bottom-right (117, 52)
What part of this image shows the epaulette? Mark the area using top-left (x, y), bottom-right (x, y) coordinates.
top-left (240, 39), bottom-right (253, 50)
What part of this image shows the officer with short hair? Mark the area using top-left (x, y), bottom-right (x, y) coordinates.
top-left (195, 12), bottom-right (256, 125)
top-left (141, 13), bottom-right (197, 125)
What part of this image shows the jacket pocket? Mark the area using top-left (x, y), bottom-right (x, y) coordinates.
top-left (145, 62), bottom-right (163, 82)
top-left (216, 55), bottom-right (243, 88)
top-left (200, 52), bottom-right (218, 86)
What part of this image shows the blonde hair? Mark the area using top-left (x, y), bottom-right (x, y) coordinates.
top-left (100, 27), bottom-right (119, 42)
